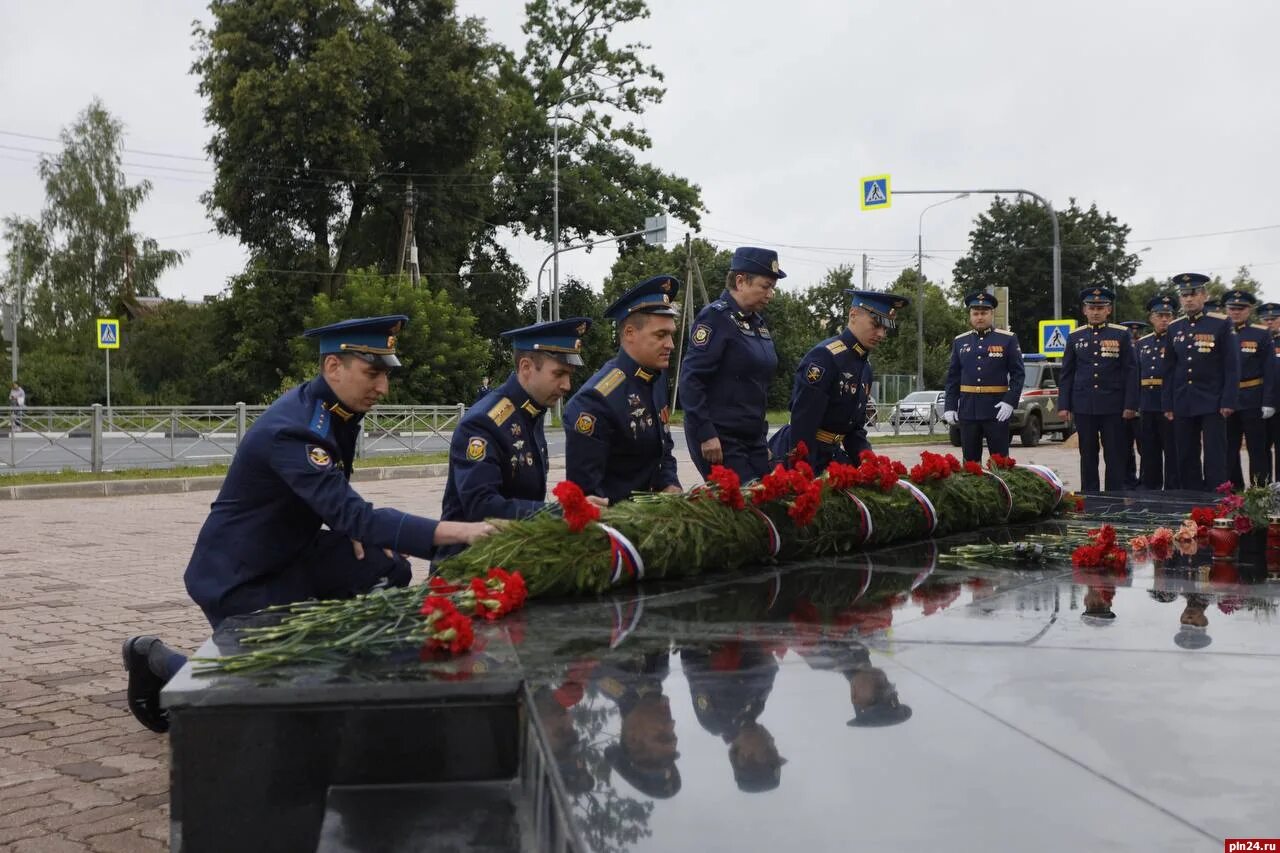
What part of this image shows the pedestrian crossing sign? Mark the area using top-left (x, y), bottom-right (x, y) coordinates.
top-left (859, 175), bottom-right (891, 211)
top-left (96, 318), bottom-right (120, 350)
top-left (1038, 319), bottom-right (1075, 358)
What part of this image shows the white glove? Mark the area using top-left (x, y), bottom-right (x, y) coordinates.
top-left (943, 411), bottom-right (958, 426)
top-left (995, 402), bottom-right (1014, 422)
top-left (1264, 407), bottom-right (1276, 420)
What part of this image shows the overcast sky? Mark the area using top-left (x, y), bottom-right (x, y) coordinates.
top-left (3, 0), bottom-right (1279, 310)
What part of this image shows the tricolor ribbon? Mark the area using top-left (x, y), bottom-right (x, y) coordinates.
top-left (747, 505), bottom-right (782, 557)
top-left (598, 523), bottom-right (645, 586)
top-left (911, 540), bottom-right (940, 590)
top-left (986, 471), bottom-right (1014, 521)
top-left (895, 480), bottom-right (938, 535)
top-left (1017, 464), bottom-right (1065, 508)
top-left (842, 490), bottom-right (875, 544)
top-left (608, 595), bottom-right (646, 649)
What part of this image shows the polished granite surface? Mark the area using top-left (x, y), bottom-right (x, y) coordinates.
top-left (166, 491), bottom-right (1280, 851)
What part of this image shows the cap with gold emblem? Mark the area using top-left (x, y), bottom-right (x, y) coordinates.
top-left (605, 274), bottom-right (682, 321)
top-left (1079, 286), bottom-right (1116, 305)
top-left (501, 317), bottom-right (593, 366)
top-left (843, 289), bottom-right (911, 330)
top-left (729, 246), bottom-right (787, 280)
top-left (1172, 272), bottom-right (1210, 294)
top-left (1146, 293), bottom-right (1177, 314)
top-left (304, 314), bottom-right (409, 368)
top-left (963, 290), bottom-right (999, 310)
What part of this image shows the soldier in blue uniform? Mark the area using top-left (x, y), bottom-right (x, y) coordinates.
top-left (1222, 289), bottom-right (1277, 487)
top-left (1260, 302), bottom-right (1280, 481)
top-left (1058, 287), bottom-right (1140, 491)
top-left (1137, 295), bottom-right (1179, 489)
top-left (595, 651), bottom-right (682, 799)
top-left (1162, 273), bottom-right (1240, 492)
top-left (122, 316), bottom-right (496, 732)
top-left (1119, 320), bottom-right (1148, 488)
top-left (440, 318), bottom-right (606, 557)
top-left (943, 291), bottom-right (1025, 463)
top-left (565, 275), bottom-right (682, 504)
top-left (679, 247), bottom-right (783, 482)
top-left (769, 290), bottom-right (909, 472)
top-left (681, 640), bottom-right (785, 793)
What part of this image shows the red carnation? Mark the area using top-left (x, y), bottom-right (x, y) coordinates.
top-left (963, 461), bottom-right (984, 476)
top-left (988, 453), bottom-right (1016, 469)
top-left (553, 480), bottom-right (600, 533)
top-left (707, 465), bottom-right (746, 510)
top-left (425, 609), bottom-right (475, 655)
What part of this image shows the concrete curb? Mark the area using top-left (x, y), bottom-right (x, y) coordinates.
top-left (0, 463), bottom-right (451, 501)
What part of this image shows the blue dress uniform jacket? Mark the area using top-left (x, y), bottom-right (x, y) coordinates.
top-left (1058, 323), bottom-right (1140, 414)
top-left (1136, 331), bottom-right (1169, 412)
top-left (442, 373), bottom-right (549, 524)
top-left (1161, 311), bottom-right (1240, 415)
top-left (768, 326), bottom-right (873, 472)
top-left (564, 349), bottom-right (680, 504)
top-left (943, 328), bottom-right (1025, 419)
top-left (184, 376), bottom-right (435, 623)
top-left (679, 289), bottom-right (778, 478)
top-left (1234, 323), bottom-right (1272, 411)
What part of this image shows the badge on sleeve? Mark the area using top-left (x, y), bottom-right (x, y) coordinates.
top-left (466, 436), bottom-right (488, 461)
top-left (575, 413), bottom-right (596, 435)
top-left (306, 445), bottom-right (333, 469)
top-left (805, 363), bottom-right (825, 384)
top-left (692, 324), bottom-right (713, 348)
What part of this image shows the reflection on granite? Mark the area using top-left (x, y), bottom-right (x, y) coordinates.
top-left (508, 520), bottom-right (1280, 851)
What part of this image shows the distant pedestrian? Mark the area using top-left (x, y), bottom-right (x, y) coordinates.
top-left (8, 381), bottom-right (25, 430)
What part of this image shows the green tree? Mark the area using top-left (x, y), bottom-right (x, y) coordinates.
top-left (3, 100), bottom-right (183, 338)
top-left (123, 301), bottom-right (223, 404)
top-left (287, 268), bottom-right (488, 404)
top-left (871, 269), bottom-right (968, 389)
top-left (953, 197), bottom-right (1140, 352)
top-left (800, 265), bottom-right (857, 339)
top-left (763, 290), bottom-right (820, 409)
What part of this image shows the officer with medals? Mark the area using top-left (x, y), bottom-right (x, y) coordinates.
top-left (441, 318), bottom-right (606, 551)
top-left (123, 316), bottom-right (496, 732)
top-left (1222, 289), bottom-right (1277, 488)
top-left (942, 291), bottom-right (1025, 463)
top-left (1162, 273), bottom-right (1240, 492)
top-left (1259, 302), bottom-right (1280, 481)
top-left (1119, 320), bottom-right (1149, 488)
top-left (565, 275), bottom-right (682, 504)
top-left (769, 290), bottom-right (909, 473)
top-left (1058, 287), bottom-right (1140, 491)
top-left (681, 640), bottom-right (785, 793)
top-left (1136, 294), bottom-right (1180, 489)
top-left (679, 247), bottom-right (783, 482)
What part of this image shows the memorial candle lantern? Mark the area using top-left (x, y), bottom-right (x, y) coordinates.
top-left (1209, 517), bottom-right (1239, 559)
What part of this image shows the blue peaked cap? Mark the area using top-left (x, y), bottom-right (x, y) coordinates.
top-left (304, 314), bottom-right (409, 368)
top-left (501, 317), bottom-right (592, 366)
top-left (843, 289), bottom-right (911, 330)
top-left (1080, 286), bottom-right (1115, 305)
top-left (1172, 272), bottom-right (1210, 293)
top-left (963, 290), bottom-right (998, 310)
top-left (730, 247), bottom-right (786, 279)
top-left (605, 275), bottom-right (681, 322)
top-left (1146, 294), bottom-right (1177, 314)
top-left (1257, 302), bottom-right (1280, 320)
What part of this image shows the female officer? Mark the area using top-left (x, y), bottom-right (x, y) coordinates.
top-left (679, 247), bottom-right (783, 481)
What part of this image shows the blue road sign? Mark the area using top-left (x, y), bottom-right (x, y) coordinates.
top-left (1038, 319), bottom-right (1075, 358)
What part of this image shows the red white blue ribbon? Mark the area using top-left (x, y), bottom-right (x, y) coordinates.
top-left (608, 595), bottom-right (645, 648)
top-left (1017, 464), bottom-right (1065, 508)
top-left (748, 505), bottom-right (782, 557)
top-left (599, 523), bottom-right (645, 586)
top-left (842, 490), bottom-right (875, 544)
top-left (986, 471), bottom-right (1014, 521)
top-left (895, 480), bottom-right (938, 535)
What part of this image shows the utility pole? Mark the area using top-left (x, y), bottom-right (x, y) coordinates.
top-left (396, 177), bottom-right (415, 277)
top-left (10, 250), bottom-right (20, 384)
top-left (862, 254), bottom-right (868, 290)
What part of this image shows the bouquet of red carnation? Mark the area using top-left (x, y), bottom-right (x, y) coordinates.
top-left (1071, 524), bottom-right (1127, 569)
top-left (553, 481), bottom-right (601, 532)
top-left (988, 453), bottom-right (1017, 469)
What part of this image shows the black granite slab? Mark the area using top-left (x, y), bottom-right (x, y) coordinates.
top-left (163, 502), bottom-right (1280, 852)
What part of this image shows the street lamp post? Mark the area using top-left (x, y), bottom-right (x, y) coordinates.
top-left (916, 193), bottom-right (969, 389)
top-left (896, 188), bottom-right (1063, 317)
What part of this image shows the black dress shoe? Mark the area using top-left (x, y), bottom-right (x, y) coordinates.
top-left (122, 636), bottom-right (171, 733)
